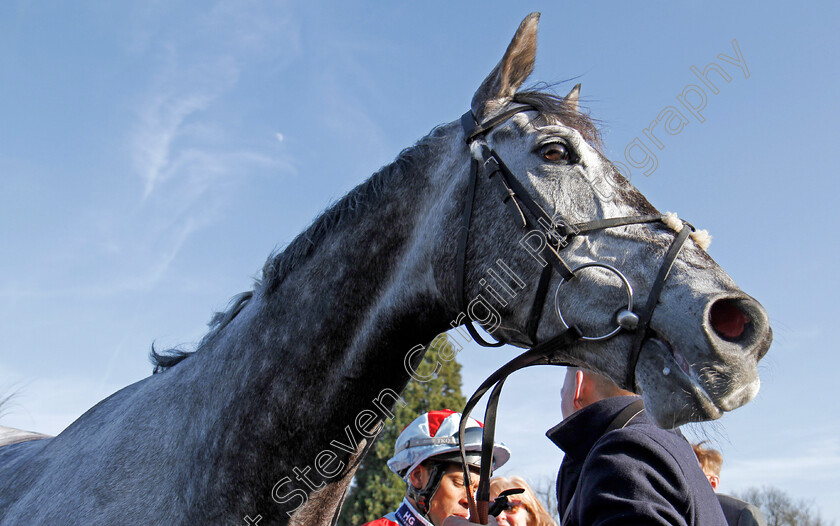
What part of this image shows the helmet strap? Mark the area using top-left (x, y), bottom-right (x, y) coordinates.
top-left (406, 462), bottom-right (448, 518)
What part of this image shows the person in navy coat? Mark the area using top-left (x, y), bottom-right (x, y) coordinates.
top-left (547, 367), bottom-right (727, 526)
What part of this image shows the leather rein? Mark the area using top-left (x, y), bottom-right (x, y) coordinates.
top-left (454, 104), bottom-right (695, 524)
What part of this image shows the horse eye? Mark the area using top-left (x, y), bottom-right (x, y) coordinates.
top-left (539, 142), bottom-right (572, 163)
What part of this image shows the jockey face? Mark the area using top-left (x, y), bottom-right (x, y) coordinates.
top-left (409, 463), bottom-right (480, 526)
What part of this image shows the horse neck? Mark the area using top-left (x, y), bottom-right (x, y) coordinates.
top-left (179, 125), bottom-right (464, 521)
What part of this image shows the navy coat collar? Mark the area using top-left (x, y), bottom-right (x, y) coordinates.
top-left (545, 395), bottom-right (643, 460)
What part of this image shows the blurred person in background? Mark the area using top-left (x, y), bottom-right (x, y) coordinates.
top-left (692, 442), bottom-right (767, 526)
top-left (490, 476), bottom-right (557, 526)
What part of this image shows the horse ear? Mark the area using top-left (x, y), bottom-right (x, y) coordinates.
top-left (563, 83), bottom-right (581, 112)
top-left (471, 12), bottom-right (539, 122)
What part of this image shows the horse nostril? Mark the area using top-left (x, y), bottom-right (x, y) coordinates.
top-left (709, 298), bottom-right (751, 340)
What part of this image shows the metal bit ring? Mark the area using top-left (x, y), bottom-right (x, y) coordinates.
top-left (555, 262), bottom-right (635, 341)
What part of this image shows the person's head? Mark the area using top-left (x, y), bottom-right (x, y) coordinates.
top-left (387, 410), bottom-right (511, 526)
top-left (489, 476), bottom-right (557, 526)
top-left (560, 367), bottom-right (635, 418)
top-left (692, 441), bottom-right (723, 491)
top-left (407, 461), bottom-right (479, 525)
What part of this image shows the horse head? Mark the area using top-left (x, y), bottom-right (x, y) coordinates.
top-left (443, 14), bottom-right (771, 428)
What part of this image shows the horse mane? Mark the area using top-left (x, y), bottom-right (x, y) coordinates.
top-left (150, 88), bottom-right (603, 373)
top-left (257, 125), bottom-right (451, 296)
top-left (150, 291), bottom-right (254, 373)
top-left (150, 126), bottom-right (449, 372)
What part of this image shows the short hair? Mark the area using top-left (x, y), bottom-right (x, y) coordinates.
top-left (489, 476), bottom-right (557, 526)
top-left (692, 441), bottom-right (723, 477)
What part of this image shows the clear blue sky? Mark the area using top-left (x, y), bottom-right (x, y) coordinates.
top-left (1, 1), bottom-right (838, 521)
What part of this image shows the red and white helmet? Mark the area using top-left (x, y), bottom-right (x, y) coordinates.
top-left (387, 409), bottom-right (511, 480)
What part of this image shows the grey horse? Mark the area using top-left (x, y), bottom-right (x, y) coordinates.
top-left (0, 13), bottom-right (770, 526)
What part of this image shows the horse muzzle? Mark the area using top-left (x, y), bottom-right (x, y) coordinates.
top-left (638, 292), bottom-right (772, 427)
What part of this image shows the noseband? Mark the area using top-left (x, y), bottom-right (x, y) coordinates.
top-left (454, 104), bottom-right (695, 523)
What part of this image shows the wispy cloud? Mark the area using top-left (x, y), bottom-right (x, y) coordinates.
top-left (135, 90), bottom-right (221, 198)
top-left (131, 0), bottom-right (300, 198)
top-left (121, 0), bottom-right (302, 289)
top-left (0, 1), bottom-right (302, 302)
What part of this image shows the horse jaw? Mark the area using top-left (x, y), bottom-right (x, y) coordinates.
top-left (635, 335), bottom-right (763, 428)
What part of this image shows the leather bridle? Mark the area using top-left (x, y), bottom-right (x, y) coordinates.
top-left (454, 104), bottom-right (696, 524)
